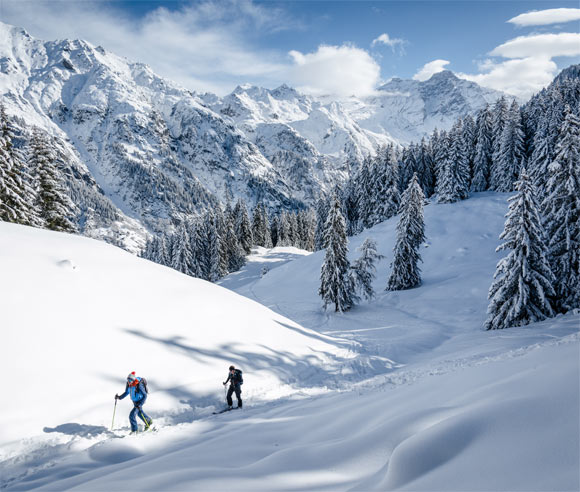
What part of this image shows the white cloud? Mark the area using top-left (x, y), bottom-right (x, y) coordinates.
top-left (287, 45), bottom-right (381, 97)
top-left (458, 32), bottom-right (580, 99)
top-left (458, 57), bottom-right (558, 100)
top-left (413, 59), bottom-right (450, 81)
top-left (371, 33), bottom-right (407, 53)
top-left (508, 8), bottom-right (580, 26)
top-left (491, 33), bottom-right (580, 59)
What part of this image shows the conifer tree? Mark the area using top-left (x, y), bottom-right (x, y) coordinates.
top-left (314, 195), bottom-right (330, 251)
top-left (541, 106), bottom-right (580, 312)
top-left (223, 210), bottom-right (246, 272)
top-left (252, 203), bottom-right (269, 247)
top-left (233, 198), bottom-right (253, 254)
top-left (436, 131), bottom-right (466, 203)
top-left (491, 101), bottom-right (525, 192)
top-left (472, 105), bottom-right (493, 191)
top-left (416, 138), bottom-right (435, 197)
top-left (387, 174), bottom-right (426, 291)
top-left (319, 194), bottom-right (354, 312)
top-left (0, 105), bottom-right (34, 225)
top-left (485, 169), bottom-right (555, 330)
top-left (29, 128), bottom-right (76, 232)
top-left (351, 237), bottom-right (383, 301)
top-left (171, 225), bottom-right (194, 275)
top-left (491, 96), bottom-right (509, 170)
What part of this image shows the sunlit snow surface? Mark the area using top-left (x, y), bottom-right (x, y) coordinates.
top-left (1, 193), bottom-right (579, 491)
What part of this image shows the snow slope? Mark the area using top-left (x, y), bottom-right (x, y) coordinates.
top-left (0, 222), bottom-right (354, 461)
top-left (2, 192), bottom-right (579, 490)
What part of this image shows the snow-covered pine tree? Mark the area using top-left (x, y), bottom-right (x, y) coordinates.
top-left (199, 211), bottom-right (222, 282)
top-left (319, 193), bottom-right (355, 312)
top-left (436, 130), bottom-right (466, 203)
top-left (302, 208), bottom-right (316, 251)
top-left (287, 212), bottom-right (298, 247)
top-left (462, 114), bottom-right (477, 180)
top-left (370, 144), bottom-right (401, 225)
top-left (471, 105), bottom-right (493, 191)
top-left (29, 128), bottom-right (76, 232)
top-left (491, 100), bottom-right (525, 192)
top-left (233, 198), bottom-right (253, 254)
top-left (387, 174), bottom-right (426, 291)
top-left (171, 225), bottom-right (194, 275)
top-left (399, 145), bottom-right (417, 194)
top-left (343, 175), bottom-right (361, 236)
top-left (541, 105), bottom-right (580, 313)
top-left (453, 120), bottom-right (470, 198)
top-left (432, 129), bottom-right (449, 193)
top-left (251, 203), bottom-right (270, 247)
top-left (485, 169), bottom-right (555, 330)
top-left (416, 138), bottom-right (435, 197)
top-left (262, 207), bottom-right (273, 248)
top-left (314, 195), bottom-right (330, 251)
top-left (528, 112), bottom-right (552, 191)
top-left (357, 156), bottom-right (375, 230)
top-left (213, 205), bottom-right (229, 278)
top-left (0, 105), bottom-right (35, 225)
top-left (490, 96), bottom-right (509, 174)
top-left (277, 212), bottom-right (291, 247)
top-left (223, 209), bottom-right (246, 272)
top-left (270, 212), bottom-right (279, 247)
top-left (351, 237), bottom-right (384, 301)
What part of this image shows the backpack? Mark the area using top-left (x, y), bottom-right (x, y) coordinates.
top-left (139, 376), bottom-right (149, 394)
top-left (234, 369), bottom-right (243, 385)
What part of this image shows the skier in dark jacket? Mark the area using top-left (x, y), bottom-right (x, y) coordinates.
top-left (223, 365), bottom-right (243, 409)
top-left (115, 372), bottom-right (153, 433)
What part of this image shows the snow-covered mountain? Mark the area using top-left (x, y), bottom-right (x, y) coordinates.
top-left (0, 22), bottom-right (505, 250)
top-left (345, 70), bottom-right (505, 143)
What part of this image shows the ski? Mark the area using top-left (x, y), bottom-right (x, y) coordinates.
top-left (212, 407), bottom-right (240, 415)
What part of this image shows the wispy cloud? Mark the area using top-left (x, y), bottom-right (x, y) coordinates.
top-left (490, 33), bottom-right (580, 59)
top-left (1, 0), bottom-right (290, 95)
top-left (508, 8), bottom-right (580, 27)
top-left (413, 60), bottom-right (450, 81)
top-left (371, 33), bottom-right (407, 54)
top-left (287, 45), bottom-right (381, 97)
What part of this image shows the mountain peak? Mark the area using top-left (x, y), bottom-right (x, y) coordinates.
top-left (428, 70), bottom-right (458, 82)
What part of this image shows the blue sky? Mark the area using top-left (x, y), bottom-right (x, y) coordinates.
top-left (2, 1), bottom-right (579, 98)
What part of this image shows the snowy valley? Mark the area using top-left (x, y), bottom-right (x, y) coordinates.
top-left (1, 192), bottom-right (578, 490)
top-left (1, 8), bottom-right (579, 491)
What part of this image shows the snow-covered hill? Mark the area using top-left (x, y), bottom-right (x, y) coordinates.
top-left (0, 222), bottom-right (355, 460)
top-left (2, 193), bottom-right (578, 490)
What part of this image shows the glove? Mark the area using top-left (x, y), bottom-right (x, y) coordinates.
top-left (223, 382), bottom-right (227, 385)
top-left (115, 394), bottom-right (119, 400)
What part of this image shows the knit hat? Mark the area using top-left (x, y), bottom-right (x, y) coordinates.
top-left (127, 371), bottom-right (136, 382)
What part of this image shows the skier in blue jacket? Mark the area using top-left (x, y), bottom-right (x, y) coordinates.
top-left (115, 372), bottom-right (153, 433)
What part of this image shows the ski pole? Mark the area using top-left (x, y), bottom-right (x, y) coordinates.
top-left (140, 410), bottom-right (151, 430)
top-left (224, 384), bottom-right (227, 403)
top-left (111, 399), bottom-right (117, 431)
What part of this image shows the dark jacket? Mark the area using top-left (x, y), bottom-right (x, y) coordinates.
top-left (224, 369), bottom-right (243, 386)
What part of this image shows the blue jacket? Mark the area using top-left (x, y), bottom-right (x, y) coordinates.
top-left (119, 377), bottom-right (147, 404)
